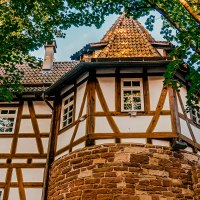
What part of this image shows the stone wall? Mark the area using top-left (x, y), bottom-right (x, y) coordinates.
top-left (47, 144), bottom-right (200, 200)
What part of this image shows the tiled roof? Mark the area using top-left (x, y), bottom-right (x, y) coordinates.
top-left (98, 14), bottom-right (160, 58)
top-left (19, 61), bottom-right (79, 93)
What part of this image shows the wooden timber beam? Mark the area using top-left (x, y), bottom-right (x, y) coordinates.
top-left (16, 168), bottom-right (26, 200)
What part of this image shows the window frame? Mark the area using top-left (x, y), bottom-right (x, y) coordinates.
top-left (121, 78), bottom-right (144, 112)
top-left (61, 93), bottom-right (74, 129)
top-left (191, 108), bottom-right (200, 126)
top-left (0, 108), bottom-right (17, 134)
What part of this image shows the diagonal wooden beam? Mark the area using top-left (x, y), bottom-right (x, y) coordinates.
top-left (168, 87), bottom-right (181, 135)
top-left (69, 82), bottom-right (88, 152)
top-left (28, 101), bottom-right (44, 154)
top-left (96, 79), bottom-right (120, 134)
top-left (177, 91), bottom-right (197, 151)
top-left (146, 86), bottom-right (168, 134)
top-left (3, 168), bottom-right (12, 200)
top-left (16, 168), bottom-right (26, 200)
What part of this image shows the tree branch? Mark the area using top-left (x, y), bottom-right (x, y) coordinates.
top-left (179, 0), bottom-right (200, 24)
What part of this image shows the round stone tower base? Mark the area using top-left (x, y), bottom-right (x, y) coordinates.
top-left (47, 144), bottom-right (200, 200)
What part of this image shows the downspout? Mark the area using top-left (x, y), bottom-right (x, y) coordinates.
top-left (41, 92), bottom-right (61, 200)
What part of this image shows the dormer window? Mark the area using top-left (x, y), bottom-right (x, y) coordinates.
top-left (62, 94), bottom-right (74, 128)
top-left (0, 109), bottom-right (17, 133)
top-left (192, 109), bottom-right (200, 126)
top-left (121, 78), bottom-right (144, 112)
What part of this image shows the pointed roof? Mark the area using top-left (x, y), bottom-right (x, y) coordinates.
top-left (97, 14), bottom-right (160, 58)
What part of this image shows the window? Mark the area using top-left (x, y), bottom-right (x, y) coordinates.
top-left (0, 189), bottom-right (3, 200)
top-left (62, 94), bottom-right (74, 128)
top-left (192, 109), bottom-right (200, 125)
top-left (0, 109), bottom-right (17, 133)
top-left (121, 78), bottom-right (144, 111)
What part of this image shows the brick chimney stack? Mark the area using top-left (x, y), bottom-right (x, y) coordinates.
top-left (42, 41), bottom-right (57, 70)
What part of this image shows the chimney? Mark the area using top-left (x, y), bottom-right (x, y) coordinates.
top-left (42, 41), bottom-right (57, 70)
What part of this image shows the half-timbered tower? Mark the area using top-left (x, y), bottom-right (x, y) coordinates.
top-left (1, 14), bottom-right (200, 200)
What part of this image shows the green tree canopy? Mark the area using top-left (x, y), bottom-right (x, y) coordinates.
top-left (0, 0), bottom-right (199, 109)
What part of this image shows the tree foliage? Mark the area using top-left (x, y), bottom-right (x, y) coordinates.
top-left (0, 0), bottom-right (199, 109)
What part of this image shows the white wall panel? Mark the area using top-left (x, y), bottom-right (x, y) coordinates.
top-left (113, 116), bottom-right (152, 132)
top-left (0, 159), bottom-right (7, 163)
top-left (96, 92), bottom-right (103, 112)
top-left (56, 127), bottom-right (75, 151)
top-left (72, 142), bottom-right (85, 152)
top-left (75, 82), bottom-right (87, 120)
top-left (8, 188), bottom-right (20, 200)
top-left (0, 138), bottom-right (12, 153)
top-left (121, 138), bottom-right (146, 144)
top-left (37, 119), bottom-right (51, 133)
top-left (0, 169), bottom-right (7, 182)
top-left (25, 188), bottom-right (42, 200)
top-left (154, 116), bottom-right (172, 132)
top-left (33, 101), bottom-right (52, 114)
top-left (11, 168), bottom-right (17, 182)
top-left (180, 119), bottom-right (193, 140)
top-left (152, 139), bottom-right (170, 147)
top-left (41, 138), bottom-right (49, 153)
top-left (95, 117), bottom-right (113, 133)
top-left (96, 139), bottom-right (115, 145)
top-left (16, 138), bottom-right (38, 153)
top-left (192, 125), bottom-right (200, 143)
top-left (148, 76), bottom-right (169, 110)
top-left (12, 159), bottom-right (27, 163)
top-left (120, 68), bottom-right (143, 73)
top-left (19, 119), bottom-right (34, 133)
top-left (22, 168), bottom-right (44, 182)
top-left (22, 101), bottom-right (29, 115)
top-left (74, 120), bottom-right (86, 141)
top-left (97, 78), bottom-right (115, 111)
top-left (32, 159), bottom-right (47, 163)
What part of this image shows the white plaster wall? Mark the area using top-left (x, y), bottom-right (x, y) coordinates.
top-left (121, 138), bottom-right (146, 144)
top-left (96, 139), bottom-right (115, 145)
top-left (8, 188), bottom-right (20, 200)
top-left (180, 118), bottom-right (193, 140)
top-left (192, 125), bottom-right (200, 143)
top-left (0, 159), bottom-right (7, 163)
top-left (120, 68), bottom-right (143, 73)
top-left (16, 138), bottom-right (38, 153)
top-left (33, 101), bottom-right (52, 115)
top-left (12, 159), bottom-right (27, 163)
top-left (75, 82), bottom-right (87, 120)
top-left (95, 117), bottom-right (113, 133)
top-left (0, 169), bottom-right (7, 182)
top-left (19, 119), bottom-right (34, 133)
top-left (22, 101), bottom-right (30, 115)
top-left (97, 77), bottom-right (115, 111)
top-left (96, 68), bottom-right (116, 74)
top-left (113, 116), bottom-right (152, 132)
top-left (96, 92), bottom-right (103, 112)
top-left (148, 76), bottom-right (169, 110)
top-left (32, 159), bottom-right (47, 163)
top-left (41, 138), bottom-right (49, 153)
top-left (11, 168), bottom-right (17, 182)
top-left (152, 139), bottom-right (170, 147)
top-left (154, 116), bottom-right (172, 132)
top-left (74, 120), bottom-right (86, 141)
top-left (25, 188), bottom-right (42, 200)
top-left (72, 142), bottom-right (85, 151)
top-left (56, 127), bottom-right (75, 151)
top-left (177, 86), bottom-right (190, 118)
top-left (0, 138), bottom-right (12, 153)
top-left (22, 168), bottom-right (44, 182)
top-left (55, 150), bottom-right (69, 160)
top-left (37, 119), bottom-right (51, 133)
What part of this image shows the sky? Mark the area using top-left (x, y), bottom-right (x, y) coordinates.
top-left (31, 13), bottom-right (164, 62)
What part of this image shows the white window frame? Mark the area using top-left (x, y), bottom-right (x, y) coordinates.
top-left (61, 93), bottom-right (74, 128)
top-left (121, 78), bottom-right (144, 112)
top-left (0, 108), bottom-right (17, 134)
top-left (191, 108), bottom-right (200, 126)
